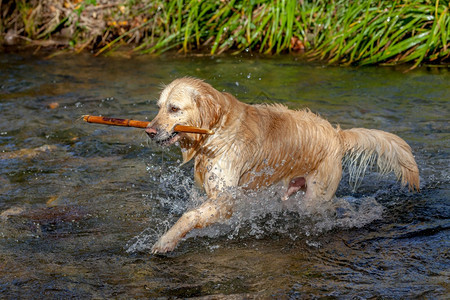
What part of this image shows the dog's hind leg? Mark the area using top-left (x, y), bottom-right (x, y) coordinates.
top-left (304, 156), bottom-right (343, 205)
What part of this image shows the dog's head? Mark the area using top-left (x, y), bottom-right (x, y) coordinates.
top-left (146, 77), bottom-right (223, 147)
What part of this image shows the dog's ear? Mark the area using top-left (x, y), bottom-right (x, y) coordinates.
top-left (193, 89), bottom-right (223, 129)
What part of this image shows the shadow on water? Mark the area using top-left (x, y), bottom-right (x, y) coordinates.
top-left (0, 52), bottom-right (449, 298)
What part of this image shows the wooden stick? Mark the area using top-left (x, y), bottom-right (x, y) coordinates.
top-left (83, 115), bottom-right (149, 128)
top-left (173, 124), bottom-right (214, 135)
top-left (82, 115), bottom-right (214, 135)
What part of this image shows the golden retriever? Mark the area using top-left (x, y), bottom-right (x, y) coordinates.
top-left (146, 77), bottom-right (419, 253)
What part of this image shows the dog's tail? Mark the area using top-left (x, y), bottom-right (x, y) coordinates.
top-left (339, 128), bottom-right (419, 191)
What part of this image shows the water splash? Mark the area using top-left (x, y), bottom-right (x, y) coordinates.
top-left (187, 187), bottom-right (383, 241)
top-left (126, 161), bottom-right (384, 253)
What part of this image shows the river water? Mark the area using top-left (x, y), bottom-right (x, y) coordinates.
top-left (0, 52), bottom-right (448, 298)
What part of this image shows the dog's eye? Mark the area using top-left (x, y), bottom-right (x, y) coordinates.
top-left (170, 106), bottom-right (180, 113)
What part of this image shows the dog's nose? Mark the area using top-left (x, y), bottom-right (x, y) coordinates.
top-left (145, 127), bottom-right (157, 138)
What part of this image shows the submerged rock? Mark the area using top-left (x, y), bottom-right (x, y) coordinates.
top-left (0, 145), bottom-right (58, 159)
top-left (0, 206), bottom-right (25, 221)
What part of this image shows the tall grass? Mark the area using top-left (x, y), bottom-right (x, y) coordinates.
top-left (305, 0), bottom-right (450, 67)
top-left (1, 0), bottom-right (449, 67)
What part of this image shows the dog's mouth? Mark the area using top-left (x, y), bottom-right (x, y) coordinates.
top-left (153, 131), bottom-right (181, 146)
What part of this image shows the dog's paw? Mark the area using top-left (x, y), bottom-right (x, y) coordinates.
top-left (151, 236), bottom-right (178, 254)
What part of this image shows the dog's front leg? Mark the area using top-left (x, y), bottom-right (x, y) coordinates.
top-left (151, 199), bottom-right (232, 254)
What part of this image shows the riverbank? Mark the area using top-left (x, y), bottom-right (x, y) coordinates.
top-left (1, 0), bottom-right (449, 68)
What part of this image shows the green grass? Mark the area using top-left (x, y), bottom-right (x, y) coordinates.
top-left (1, 0), bottom-right (449, 67)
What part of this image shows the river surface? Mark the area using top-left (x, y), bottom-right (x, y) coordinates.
top-left (0, 52), bottom-right (448, 299)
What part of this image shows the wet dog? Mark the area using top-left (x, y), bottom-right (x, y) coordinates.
top-left (147, 77), bottom-right (419, 253)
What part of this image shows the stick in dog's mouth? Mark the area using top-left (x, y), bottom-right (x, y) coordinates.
top-left (82, 115), bottom-right (214, 135)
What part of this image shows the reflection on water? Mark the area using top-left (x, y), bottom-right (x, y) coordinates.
top-left (0, 52), bottom-right (449, 298)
